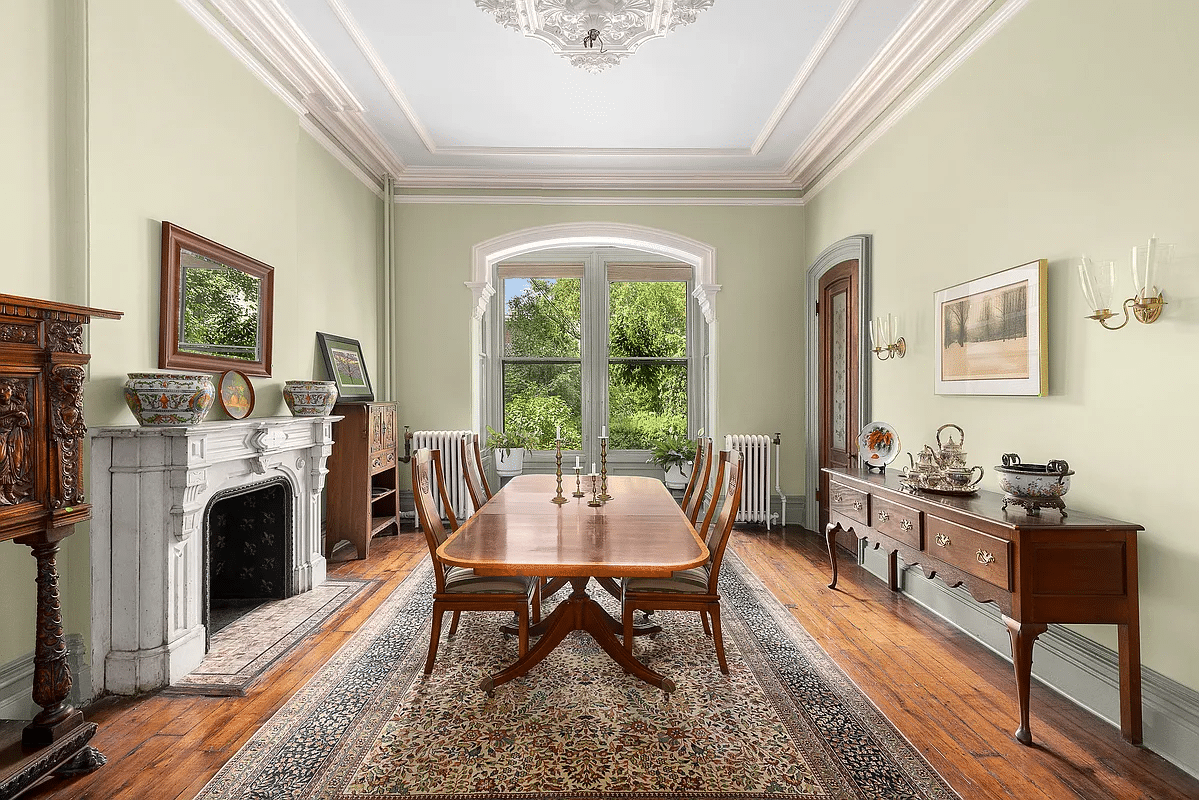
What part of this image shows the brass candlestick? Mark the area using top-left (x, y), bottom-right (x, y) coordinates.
top-left (551, 438), bottom-right (568, 504)
top-left (572, 466), bottom-right (585, 497)
top-left (599, 436), bottom-right (611, 501)
top-left (587, 473), bottom-right (602, 507)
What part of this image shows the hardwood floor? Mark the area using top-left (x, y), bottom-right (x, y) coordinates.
top-left (27, 526), bottom-right (1199, 799)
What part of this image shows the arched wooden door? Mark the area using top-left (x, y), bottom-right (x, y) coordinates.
top-left (817, 260), bottom-right (860, 551)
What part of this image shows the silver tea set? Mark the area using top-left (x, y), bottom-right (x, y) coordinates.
top-left (899, 423), bottom-right (985, 495)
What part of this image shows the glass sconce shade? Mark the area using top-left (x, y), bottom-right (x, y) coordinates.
top-left (1131, 239), bottom-right (1172, 300)
top-left (1077, 256), bottom-right (1115, 313)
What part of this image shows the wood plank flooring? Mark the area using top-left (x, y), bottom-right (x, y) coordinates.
top-left (26, 526), bottom-right (1199, 799)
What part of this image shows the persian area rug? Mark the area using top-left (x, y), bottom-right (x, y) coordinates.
top-left (194, 554), bottom-right (959, 800)
top-left (166, 579), bottom-right (372, 697)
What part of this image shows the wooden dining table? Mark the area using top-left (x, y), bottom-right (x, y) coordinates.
top-left (436, 473), bottom-right (708, 694)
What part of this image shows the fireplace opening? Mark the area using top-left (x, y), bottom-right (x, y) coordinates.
top-left (204, 478), bottom-right (295, 638)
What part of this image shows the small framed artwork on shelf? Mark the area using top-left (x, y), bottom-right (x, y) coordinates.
top-left (316, 332), bottom-right (374, 402)
top-left (217, 369), bottom-right (255, 419)
top-left (933, 259), bottom-right (1048, 396)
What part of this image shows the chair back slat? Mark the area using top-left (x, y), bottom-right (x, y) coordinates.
top-left (680, 436), bottom-right (712, 524)
top-left (697, 449), bottom-right (743, 592)
top-left (412, 448), bottom-right (449, 592)
top-left (462, 432), bottom-right (491, 512)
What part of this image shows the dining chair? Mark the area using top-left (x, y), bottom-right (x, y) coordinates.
top-left (621, 448), bottom-right (743, 674)
top-left (680, 435), bottom-right (713, 524)
top-left (461, 432), bottom-right (491, 513)
top-left (430, 448), bottom-right (459, 532)
top-left (412, 448), bottom-right (539, 674)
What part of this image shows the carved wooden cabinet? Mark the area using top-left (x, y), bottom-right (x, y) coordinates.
top-left (325, 402), bottom-right (399, 560)
top-left (822, 466), bottom-right (1143, 747)
top-left (0, 293), bottom-right (121, 797)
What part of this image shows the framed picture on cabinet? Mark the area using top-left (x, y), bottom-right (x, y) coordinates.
top-left (316, 332), bottom-right (374, 401)
top-left (933, 259), bottom-right (1048, 396)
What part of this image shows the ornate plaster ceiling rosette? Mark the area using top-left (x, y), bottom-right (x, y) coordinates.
top-left (476, 0), bottom-right (717, 72)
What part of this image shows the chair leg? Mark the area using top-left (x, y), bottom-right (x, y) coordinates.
top-left (448, 610), bottom-right (461, 637)
top-left (518, 607), bottom-right (529, 657)
top-left (709, 603), bottom-right (728, 674)
top-left (623, 603), bottom-right (636, 654)
top-left (700, 609), bottom-right (711, 636)
top-left (425, 607), bottom-right (445, 674)
top-left (532, 581), bottom-right (542, 625)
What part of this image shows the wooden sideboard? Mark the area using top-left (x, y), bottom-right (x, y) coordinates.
top-left (822, 466), bottom-right (1143, 746)
top-left (0, 294), bottom-right (121, 797)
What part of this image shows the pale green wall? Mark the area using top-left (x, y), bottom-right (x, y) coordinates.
top-left (393, 203), bottom-right (805, 488)
top-left (805, 0), bottom-right (1199, 690)
top-left (0, 0), bottom-right (381, 671)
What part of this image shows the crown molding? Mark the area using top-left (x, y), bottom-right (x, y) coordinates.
top-left (804, 0), bottom-right (1030, 199)
top-left (394, 194), bottom-right (803, 206)
top-left (751, 0), bottom-right (860, 156)
top-left (784, 0), bottom-right (995, 187)
top-left (391, 168), bottom-right (800, 191)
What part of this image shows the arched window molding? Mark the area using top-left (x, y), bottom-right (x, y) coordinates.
top-left (466, 222), bottom-right (721, 444)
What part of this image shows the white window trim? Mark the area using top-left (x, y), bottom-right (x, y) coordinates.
top-left (467, 223), bottom-right (720, 467)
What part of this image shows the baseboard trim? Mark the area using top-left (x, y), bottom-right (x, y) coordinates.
top-left (857, 545), bottom-right (1199, 778)
top-left (0, 634), bottom-right (90, 719)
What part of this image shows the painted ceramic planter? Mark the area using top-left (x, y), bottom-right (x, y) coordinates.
top-left (494, 448), bottom-right (525, 477)
top-left (123, 372), bottom-right (216, 426)
top-left (663, 462), bottom-right (689, 490)
top-left (283, 380), bottom-right (338, 416)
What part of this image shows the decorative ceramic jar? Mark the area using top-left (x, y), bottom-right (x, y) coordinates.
top-left (123, 372), bottom-right (216, 426)
top-left (993, 453), bottom-right (1073, 517)
top-left (282, 380), bottom-right (338, 416)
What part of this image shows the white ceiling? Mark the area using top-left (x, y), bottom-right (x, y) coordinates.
top-left (189, 0), bottom-right (1000, 190)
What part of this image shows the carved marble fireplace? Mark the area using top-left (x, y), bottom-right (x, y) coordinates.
top-left (89, 415), bottom-right (338, 695)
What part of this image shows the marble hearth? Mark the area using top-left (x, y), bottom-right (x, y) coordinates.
top-left (89, 415), bottom-right (339, 695)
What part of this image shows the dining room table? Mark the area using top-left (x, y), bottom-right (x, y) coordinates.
top-left (436, 472), bottom-right (708, 694)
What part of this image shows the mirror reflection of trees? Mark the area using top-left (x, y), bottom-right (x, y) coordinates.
top-left (180, 252), bottom-right (260, 361)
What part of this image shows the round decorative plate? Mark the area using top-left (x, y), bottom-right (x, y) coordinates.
top-left (217, 370), bottom-right (255, 420)
top-left (858, 421), bottom-right (900, 467)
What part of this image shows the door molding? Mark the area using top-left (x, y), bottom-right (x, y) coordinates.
top-left (805, 234), bottom-right (872, 530)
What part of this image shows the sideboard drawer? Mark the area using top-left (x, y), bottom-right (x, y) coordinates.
top-left (872, 497), bottom-right (922, 549)
top-left (925, 516), bottom-right (1011, 590)
top-left (829, 481), bottom-right (869, 527)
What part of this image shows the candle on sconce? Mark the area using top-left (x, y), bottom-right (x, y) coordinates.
top-left (869, 319), bottom-right (877, 347)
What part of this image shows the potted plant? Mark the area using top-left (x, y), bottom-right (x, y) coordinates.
top-left (485, 425), bottom-right (536, 477)
top-left (648, 429), bottom-right (698, 490)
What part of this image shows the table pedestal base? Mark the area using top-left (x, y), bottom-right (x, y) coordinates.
top-left (482, 578), bottom-right (674, 695)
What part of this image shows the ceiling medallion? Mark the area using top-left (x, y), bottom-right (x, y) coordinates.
top-left (476, 0), bottom-right (717, 73)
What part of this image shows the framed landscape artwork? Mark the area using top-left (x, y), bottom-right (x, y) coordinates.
top-left (316, 332), bottom-right (374, 401)
top-left (933, 259), bottom-right (1048, 396)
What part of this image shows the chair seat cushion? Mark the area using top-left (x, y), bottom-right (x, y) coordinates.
top-left (623, 565), bottom-right (711, 595)
top-left (444, 566), bottom-right (532, 595)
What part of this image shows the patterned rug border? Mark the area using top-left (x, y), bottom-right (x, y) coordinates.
top-left (165, 577), bottom-right (375, 697)
top-left (195, 551), bottom-right (960, 800)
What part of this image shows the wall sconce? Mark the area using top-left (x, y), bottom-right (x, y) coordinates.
top-left (869, 313), bottom-right (906, 360)
top-left (1077, 236), bottom-right (1171, 330)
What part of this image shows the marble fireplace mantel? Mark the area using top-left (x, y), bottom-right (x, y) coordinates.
top-left (89, 415), bottom-right (340, 696)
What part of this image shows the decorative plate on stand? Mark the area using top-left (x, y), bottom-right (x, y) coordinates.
top-left (858, 421), bottom-right (900, 469)
top-left (217, 370), bottom-right (255, 419)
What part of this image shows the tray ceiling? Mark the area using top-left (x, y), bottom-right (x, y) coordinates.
top-left (185, 0), bottom-right (1004, 190)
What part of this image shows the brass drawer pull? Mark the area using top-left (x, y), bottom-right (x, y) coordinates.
top-left (852, 500), bottom-right (864, 511)
top-left (877, 510), bottom-right (889, 522)
top-left (935, 533), bottom-right (951, 547)
top-left (833, 494), bottom-right (843, 503)
top-left (900, 519), bottom-right (913, 531)
top-left (976, 549), bottom-right (996, 566)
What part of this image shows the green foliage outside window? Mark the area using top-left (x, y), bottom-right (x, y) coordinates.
top-left (180, 265), bottom-right (260, 360)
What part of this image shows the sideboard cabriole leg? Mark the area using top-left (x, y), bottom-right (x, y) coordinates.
top-left (1003, 615), bottom-right (1048, 745)
top-left (887, 549), bottom-right (900, 592)
top-left (825, 522), bottom-right (841, 589)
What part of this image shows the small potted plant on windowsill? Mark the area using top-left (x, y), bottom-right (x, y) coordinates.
top-left (485, 425), bottom-right (536, 477)
top-left (648, 429), bottom-right (698, 490)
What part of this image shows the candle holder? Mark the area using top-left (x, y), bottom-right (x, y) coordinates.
top-left (572, 466), bottom-right (585, 497)
top-left (599, 436), bottom-right (612, 501)
top-left (551, 438), bottom-right (568, 504)
top-left (587, 473), bottom-right (603, 506)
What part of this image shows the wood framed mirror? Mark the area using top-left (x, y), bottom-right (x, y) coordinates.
top-left (159, 222), bottom-right (274, 376)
